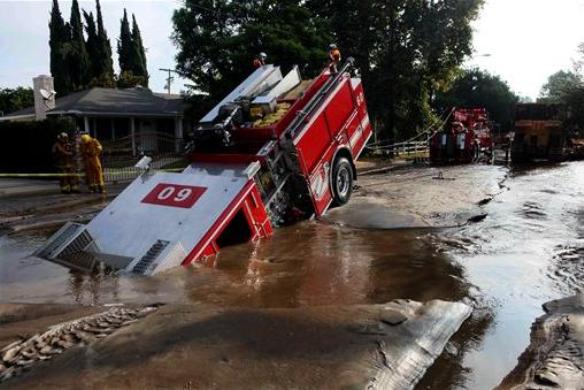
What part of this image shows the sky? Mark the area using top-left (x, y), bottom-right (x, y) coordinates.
top-left (466, 0), bottom-right (584, 99)
top-left (0, 0), bottom-right (189, 94)
top-left (0, 0), bottom-right (583, 99)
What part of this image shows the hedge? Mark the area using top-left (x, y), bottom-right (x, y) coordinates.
top-left (0, 117), bottom-right (76, 173)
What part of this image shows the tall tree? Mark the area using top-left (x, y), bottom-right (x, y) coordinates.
top-left (539, 70), bottom-right (583, 103)
top-left (0, 87), bottom-right (34, 116)
top-left (539, 70), bottom-right (584, 131)
top-left (173, 0), bottom-right (482, 140)
top-left (83, 11), bottom-right (99, 80)
top-left (116, 9), bottom-right (148, 87)
top-left (49, 0), bottom-right (70, 94)
top-left (117, 9), bottom-right (133, 74)
top-left (173, 0), bottom-right (330, 100)
top-left (434, 68), bottom-right (519, 131)
top-left (131, 14), bottom-right (149, 85)
top-left (95, 0), bottom-right (114, 86)
top-left (64, 0), bottom-right (91, 90)
top-left (311, 0), bottom-right (484, 139)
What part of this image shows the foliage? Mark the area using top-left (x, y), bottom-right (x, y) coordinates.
top-left (94, 0), bottom-right (115, 86)
top-left (83, 11), bottom-right (100, 81)
top-left (173, 0), bottom-right (483, 140)
top-left (116, 71), bottom-right (148, 89)
top-left (312, 0), bottom-right (484, 139)
top-left (64, 0), bottom-right (91, 91)
top-left (118, 9), bottom-right (133, 75)
top-left (116, 10), bottom-right (148, 87)
top-left (131, 14), bottom-right (149, 85)
top-left (564, 87), bottom-right (584, 132)
top-left (182, 93), bottom-right (215, 125)
top-left (0, 87), bottom-right (34, 116)
top-left (0, 117), bottom-right (76, 173)
top-left (539, 70), bottom-right (583, 103)
top-left (539, 70), bottom-right (584, 132)
top-left (172, 0), bottom-right (331, 100)
top-left (49, 0), bottom-right (71, 94)
top-left (434, 68), bottom-right (519, 131)
top-left (49, 1), bottom-right (144, 94)
top-left (84, 5), bottom-right (115, 87)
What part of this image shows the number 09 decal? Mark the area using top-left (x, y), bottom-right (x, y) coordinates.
top-left (142, 183), bottom-right (207, 209)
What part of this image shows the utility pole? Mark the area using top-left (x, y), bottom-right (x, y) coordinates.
top-left (159, 68), bottom-right (179, 95)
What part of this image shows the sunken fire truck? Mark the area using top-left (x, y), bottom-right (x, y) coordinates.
top-left (36, 58), bottom-right (373, 275)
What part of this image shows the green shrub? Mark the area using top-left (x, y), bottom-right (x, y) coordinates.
top-left (0, 117), bottom-right (76, 173)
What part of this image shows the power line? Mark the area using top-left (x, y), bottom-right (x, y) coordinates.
top-left (159, 68), bottom-right (180, 95)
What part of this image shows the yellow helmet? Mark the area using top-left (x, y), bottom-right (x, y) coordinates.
top-left (81, 134), bottom-right (91, 143)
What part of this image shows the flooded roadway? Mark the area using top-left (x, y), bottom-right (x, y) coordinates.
top-left (1, 162), bottom-right (584, 389)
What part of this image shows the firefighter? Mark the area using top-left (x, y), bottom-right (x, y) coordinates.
top-left (253, 52), bottom-right (267, 68)
top-left (80, 133), bottom-right (105, 193)
top-left (328, 44), bottom-right (341, 73)
top-left (52, 132), bottom-right (79, 194)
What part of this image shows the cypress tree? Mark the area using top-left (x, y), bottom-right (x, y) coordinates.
top-left (131, 14), bottom-right (148, 86)
top-left (95, 0), bottom-right (114, 86)
top-left (83, 11), bottom-right (99, 82)
top-left (118, 9), bottom-right (133, 74)
top-left (49, 0), bottom-right (70, 94)
top-left (66, 0), bottom-right (91, 90)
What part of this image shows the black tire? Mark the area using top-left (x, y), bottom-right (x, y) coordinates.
top-left (331, 157), bottom-right (353, 206)
top-left (473, 141), bottom-right (480, 161)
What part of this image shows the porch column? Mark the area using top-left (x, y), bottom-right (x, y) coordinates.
top-left (84, 116), bottom-right (90, 134)
top-left (174, 116), bottom-right (184, 153)
top-left (111, 118), bottom-right (116, 141)
top-left (130, 117), bottom-right (136, 156)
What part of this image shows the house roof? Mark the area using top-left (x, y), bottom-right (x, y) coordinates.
top-left (5, 105), bottom-right (35, 117)
top-left (48, 87), bottom-right (186, 117)
top-left (2, 87), bottom-right (186, 120)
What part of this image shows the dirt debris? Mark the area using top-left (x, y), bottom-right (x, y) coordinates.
top-left (497, 294), bottom-right (584, 389)
top-left (0, 305), bottom-right (159, 384)
top-left (3, 300), bottom-right (471, 389)
top-left (325, 165), bottom-right (506, 229)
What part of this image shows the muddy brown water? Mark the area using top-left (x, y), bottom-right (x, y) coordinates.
top-left (1, 162), bottom-right (584, 389)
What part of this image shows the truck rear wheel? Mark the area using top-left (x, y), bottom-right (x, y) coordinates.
top-left (331, 157), bottom-right (353, 206)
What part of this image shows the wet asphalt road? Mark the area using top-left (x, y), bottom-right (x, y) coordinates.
top-left (1, 162), bottom-right (583, 389)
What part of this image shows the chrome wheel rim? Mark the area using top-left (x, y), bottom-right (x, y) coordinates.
top-left (337, 167), bottom-right (350, 197)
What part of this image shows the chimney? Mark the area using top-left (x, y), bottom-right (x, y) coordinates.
top-left (33, 75), bottom-right (56, 121)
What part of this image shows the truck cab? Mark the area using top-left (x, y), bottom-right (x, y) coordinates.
top-left (511, 103), bottom-right (567, 162)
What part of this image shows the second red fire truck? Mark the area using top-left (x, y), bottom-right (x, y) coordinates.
top-left (430, 108), bottom-right (494, 164)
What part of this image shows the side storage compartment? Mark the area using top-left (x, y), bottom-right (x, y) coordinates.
top-left (294, 76), bottom-right (371, 216)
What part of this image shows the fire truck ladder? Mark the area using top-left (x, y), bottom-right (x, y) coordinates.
top-left (263, 58), bottom-right (356, 221)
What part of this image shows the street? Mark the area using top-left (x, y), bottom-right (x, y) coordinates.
top-left (0, 161), bottom-right (583, 388)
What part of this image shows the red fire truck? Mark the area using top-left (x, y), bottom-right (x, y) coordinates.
top-left (430, 108), bottom-right (493, 164)
top-left (36, 59), bottom-right (373, 275)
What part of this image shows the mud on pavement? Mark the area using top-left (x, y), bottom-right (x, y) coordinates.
top-left (2, 162), bottom-right (584, 388)
top-left (0, 183), bottom-right (126, 234)
top-left (2, 301), bottom-right (471, 389)
top-left (324, 164), bottom-right (507, 230)
top-left (498, 294), bottom-right (584, 389)
top-left (0, 304), bottom-right (159, 383)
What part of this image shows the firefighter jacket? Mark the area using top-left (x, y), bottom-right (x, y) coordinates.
top-left (52, 141), bottom-right (74, 168)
